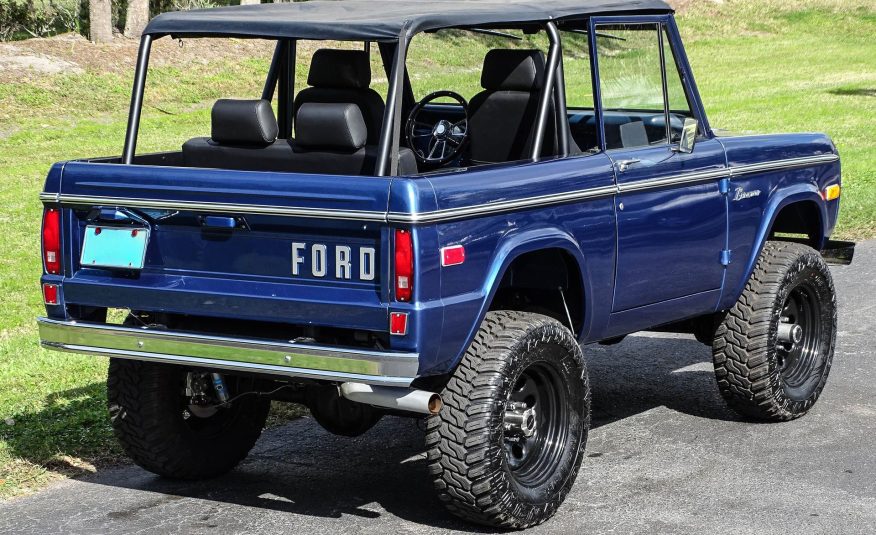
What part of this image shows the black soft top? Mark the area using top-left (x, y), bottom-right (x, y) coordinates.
top-left (144, 0), bottom-right (673, 41)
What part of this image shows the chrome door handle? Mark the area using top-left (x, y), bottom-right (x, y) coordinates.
top-left (616, 159), bottom-right (641, 172)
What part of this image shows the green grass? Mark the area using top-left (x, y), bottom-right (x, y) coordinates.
top-left (1, 0), bottom-right (874, 498)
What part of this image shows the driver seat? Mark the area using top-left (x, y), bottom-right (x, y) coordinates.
top-left (467, 49), bottom-right (558, 164)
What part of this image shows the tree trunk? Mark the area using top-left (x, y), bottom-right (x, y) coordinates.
top-left (89, 0), bottom-right (113, 43)
top-left (124, 0), bottom-right (150, 38)
top-left (239, 0), bottom-right (261, 5)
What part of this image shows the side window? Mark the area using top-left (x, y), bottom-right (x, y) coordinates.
top-left (595, 23), bottom-right (695, 150)
top-left (661, 26), bottom-right (695, 141)
top-left (595, 23), bottom-right (667, 150)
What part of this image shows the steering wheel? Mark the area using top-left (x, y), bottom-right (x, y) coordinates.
top-left (405, 90), bottom-right (469, 166)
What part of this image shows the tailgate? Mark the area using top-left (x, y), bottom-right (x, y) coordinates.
top-left (48, 162), bottom-right (393, 331)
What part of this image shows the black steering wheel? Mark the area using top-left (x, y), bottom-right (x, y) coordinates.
top-left (405, 90), bottom-right (469, 166)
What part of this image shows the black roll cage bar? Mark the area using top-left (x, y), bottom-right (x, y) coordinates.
top-left (121, 21), bottom-right (568, 175)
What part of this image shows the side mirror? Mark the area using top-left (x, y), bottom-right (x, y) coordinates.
top-left (677, 118), bottom-right (698, 154)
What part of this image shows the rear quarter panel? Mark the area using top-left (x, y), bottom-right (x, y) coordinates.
top-left (399, 156), bottom-right (617, 376)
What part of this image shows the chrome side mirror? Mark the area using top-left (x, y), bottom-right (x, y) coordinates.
top-left (677, 118), bottom-right (698, 154)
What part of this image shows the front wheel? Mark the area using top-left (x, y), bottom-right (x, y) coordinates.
top-left (712, 241), bottom-right (837, 421)
top-left (107, 359), bottom-right (270, 479)
top-left (425, 311), bottom-right (590, 529)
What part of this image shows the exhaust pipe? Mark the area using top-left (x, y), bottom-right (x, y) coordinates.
top-left (340, 382), bottom-right (442, 415)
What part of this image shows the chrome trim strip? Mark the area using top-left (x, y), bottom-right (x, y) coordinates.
top-left (386, 185), bottom-right (618, 223)
top-left (729, 154), bottom-right (839, 177)
top-left (38, 193), bottom-right (388, 222)
top-left (40, 154), bottom-right (839, 224)
top-left (617, 167), bottom-right (728, 194)
top-left (37, 317), bottom-right (419, 386)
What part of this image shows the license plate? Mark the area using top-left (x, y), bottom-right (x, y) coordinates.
top-left (80, 226), bottom-right (149, 269)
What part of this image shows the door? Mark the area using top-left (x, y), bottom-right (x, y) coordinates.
top-left (590, 17), bottom-right (728, 314)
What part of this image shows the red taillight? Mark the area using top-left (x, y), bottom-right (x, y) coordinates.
top-left (389, 312), bottom-right (408, 335)
top-left (42, 208), bottom-right (61, 274)
top-left (394, 229), bottom-right (413, 302)
top-left (42, 283), bottom-right (59, 305)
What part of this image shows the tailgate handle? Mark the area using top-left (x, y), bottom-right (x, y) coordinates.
top-left (92, 207), bottom-right (150, 228)
top-left (200, 216), bottom-right (245, 229)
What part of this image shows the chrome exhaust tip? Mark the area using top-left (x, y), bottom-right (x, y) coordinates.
top-left (340, 382), bottom-right (442, 415)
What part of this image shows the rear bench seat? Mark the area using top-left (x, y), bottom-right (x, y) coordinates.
top-left (182, 98), bottom-right (417, 175)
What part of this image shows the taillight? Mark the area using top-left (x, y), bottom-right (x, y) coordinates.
top-left (42, 283), bottom-right (59, 305)
top-left (42, 208), bottom-right (61, 274)
top-left (394, 229), bottom-right (413, 302)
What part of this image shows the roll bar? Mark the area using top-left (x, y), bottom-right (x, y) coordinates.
top-left (122, 23), bottom-right (568, 172)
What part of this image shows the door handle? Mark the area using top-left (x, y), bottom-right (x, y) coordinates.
top-left (616, 159), bottom-right (641, 172)
top-left (199, 216), bottom-right (248, 230)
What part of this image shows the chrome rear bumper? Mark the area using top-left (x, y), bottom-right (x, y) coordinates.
top-left (37, 317), bottom-right (419, 386)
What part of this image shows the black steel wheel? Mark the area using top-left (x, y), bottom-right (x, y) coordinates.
top-left (712, 241), bottom-right (837, 420)
top-left (503, 363), bottom-right (570, 489)
top-left (776, 281), bottom-right (828, 400)
top-left (425, 311), bottom-right (589, 529)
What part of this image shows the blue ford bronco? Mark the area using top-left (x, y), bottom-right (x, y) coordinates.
top-left (37, 0), bottom-right (854, 528)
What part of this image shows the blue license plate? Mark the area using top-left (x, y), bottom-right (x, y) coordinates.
top-left (80, 226), bottom-right (149, 269)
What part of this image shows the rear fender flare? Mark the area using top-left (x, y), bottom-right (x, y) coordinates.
top-left (449, 226), bottom-right (591, 369)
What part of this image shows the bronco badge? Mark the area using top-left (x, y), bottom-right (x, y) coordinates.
top-left (733, 186), bottom-right (762, 201)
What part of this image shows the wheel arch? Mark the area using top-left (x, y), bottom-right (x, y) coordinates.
top-left (483, 228), bottom-right (590, 336)
top-left (445, 227), bottom-right (591, 374)
top-left (723, 186), bottom-right (828, 309)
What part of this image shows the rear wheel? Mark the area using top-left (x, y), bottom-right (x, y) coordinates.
top-left (425, 311), bottom-right (589, 528)
top-left (712, 241), bottom-right (837, 421)
top-left (107, 359), bottom-right (270, 479)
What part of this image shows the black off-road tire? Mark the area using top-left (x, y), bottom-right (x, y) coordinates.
top-left (425, 311), bottom-right (590, 529)
top-left (712, 241), bottom-right (837, 421)
top-left (306, 384), bottom-right (383, 437)
top-left (107, 359), bottom-right (271, 479)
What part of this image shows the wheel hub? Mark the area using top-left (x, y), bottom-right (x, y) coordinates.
top-left (777, 322), bottom-right (804, 345)
top-left (504, 401), bottom-right (537, 438)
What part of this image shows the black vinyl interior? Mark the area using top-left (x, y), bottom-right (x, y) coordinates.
top-left (293, 49), bottom-right (386, 145)
top-left (183, 99), bottom-right (416, 176)
top-left (178, 47), bottom-right (689, 176)
top-left (467, 49), bottom-right (559, 164)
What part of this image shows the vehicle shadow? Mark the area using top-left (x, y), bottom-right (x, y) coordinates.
top-left (0, 381), bottom-right (124, 479)
top-left (51, 332), bottom-right (739, 531)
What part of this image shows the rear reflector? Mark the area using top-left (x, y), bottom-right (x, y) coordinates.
top-left (42, 283), bottom-right (59, 305)
top-left (441, 245), bottom-right (465, 267)
top-left (394, 229), bottom-right (413, 302)
top-left (390, 312), bottom-right (408, 336)
top-left (822, 184), bottom-right (841, 201)
top-left (42, 208), bottom-right (61, 275)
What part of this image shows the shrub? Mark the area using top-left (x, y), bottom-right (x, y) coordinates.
top-left (0, 0), bottom-right (80, 41)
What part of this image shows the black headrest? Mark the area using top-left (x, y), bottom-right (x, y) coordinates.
top-left (211, 99), bottom-right (278, 146)
top-left (480, 49), bottom-right (545, 92)
top-left (307, 49), bottom-right (372, 89)
top-left (295, 102), bottom-right (367, 151)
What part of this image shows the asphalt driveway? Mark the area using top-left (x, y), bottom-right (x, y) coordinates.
top-left (1, 241), bottom-right (874, 535)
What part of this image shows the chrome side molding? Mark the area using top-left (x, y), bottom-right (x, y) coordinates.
top-left (40, 154), bottom-right (840, 224)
